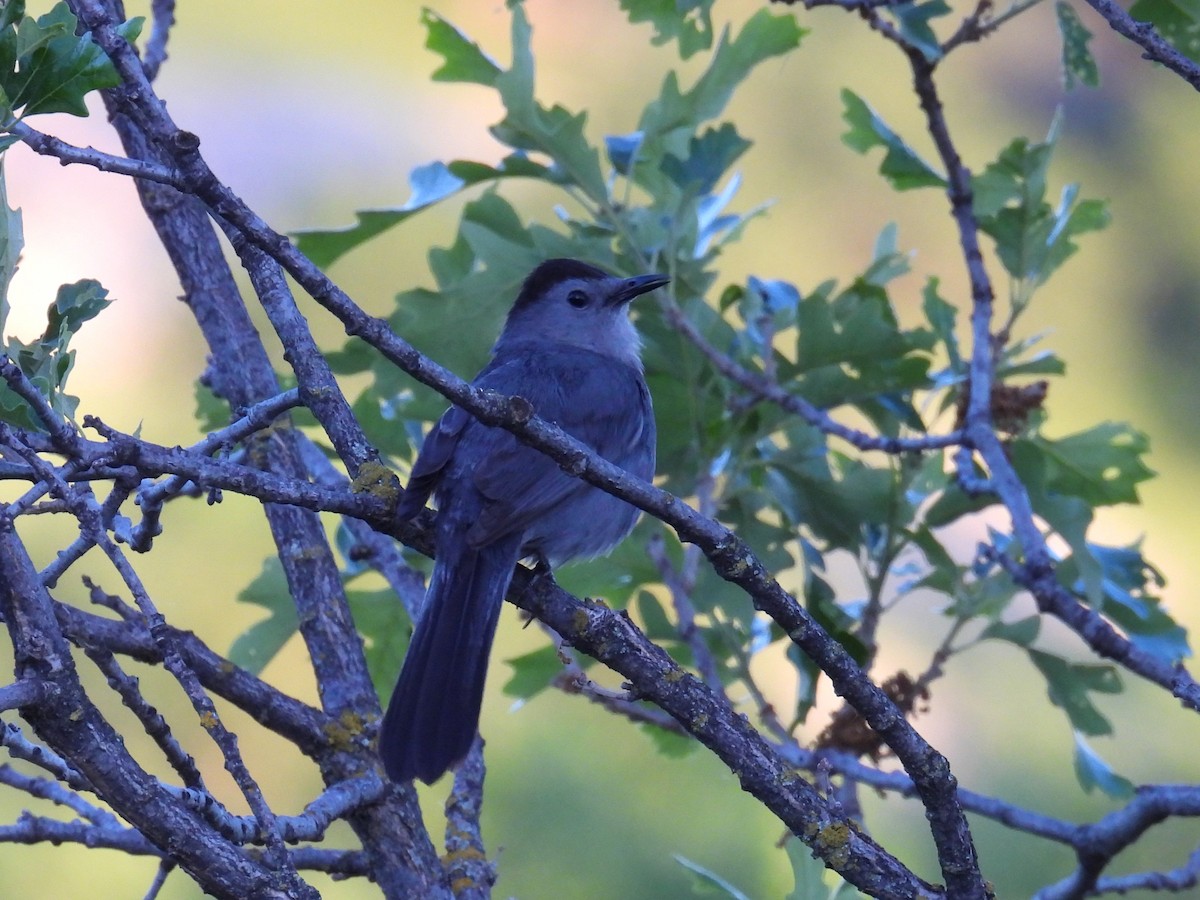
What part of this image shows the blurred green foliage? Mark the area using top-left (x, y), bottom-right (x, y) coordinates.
top-left (5, 0), bottom-right (1200, 895)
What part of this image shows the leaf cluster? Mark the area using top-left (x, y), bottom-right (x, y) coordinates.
top-left (0, 0), bottom-right (140, 143)
top-left (290, 0), bottom-right (1176, 801)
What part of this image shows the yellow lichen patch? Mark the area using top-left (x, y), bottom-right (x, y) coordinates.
top-left (351, 460), bottom-right (401, 503)
top-left (443, 845), bottom-right (490, 893)
top-left (443, 846), bottom-right (487, 865)
top-left (812, 821), bottom-right (853, 869)
top-left (325, 709), bottom-right (370, 751)
top-left (726, 556), bottom-right (750, 576)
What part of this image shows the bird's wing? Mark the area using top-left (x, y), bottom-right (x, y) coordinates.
top-left (464, 349), bottom-right (652, 547)
top-left (394, 404), bottom-right (471, 520)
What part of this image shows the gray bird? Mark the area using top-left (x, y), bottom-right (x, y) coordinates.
top-left (380, 258), bottom-right (668, 784)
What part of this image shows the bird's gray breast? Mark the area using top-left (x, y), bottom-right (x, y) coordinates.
top-left (523, 372), bottom-right (654, 565)
top-left (458, 345), bottom-right (655, 566)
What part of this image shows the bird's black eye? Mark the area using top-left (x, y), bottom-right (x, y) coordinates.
top-left (567, 290), bottom-right (589, 309)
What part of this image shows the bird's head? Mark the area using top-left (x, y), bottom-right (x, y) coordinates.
top-left (496, 259), bottom-right (669, 368)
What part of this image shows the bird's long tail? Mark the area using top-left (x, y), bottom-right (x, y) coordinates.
top-left (379, 534), bottom-right (521, 784)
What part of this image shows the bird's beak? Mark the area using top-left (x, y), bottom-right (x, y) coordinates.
top-left (609, 273), bottom-right (670, 306)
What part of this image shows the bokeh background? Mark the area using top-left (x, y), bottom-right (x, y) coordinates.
top-left (4, 0), bottom-right (1200, 896)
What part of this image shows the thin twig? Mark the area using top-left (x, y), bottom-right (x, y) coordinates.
top-left (142, 860), bottom-right (175, 900)
top-left (660, 299), bottom-right (964, 455)
top-left (10, 123), bottom-right (182, 187)
top-left (83, 647), bottom-right (205, 789)
top-left (142, 0), bottom-right (176, 81)
top-left (0, 763), bottom-right (116, 827)
top-left (1081, 0), bottom-right (1200, 91)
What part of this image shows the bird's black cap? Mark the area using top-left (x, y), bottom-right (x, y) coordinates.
top-left (511, 258), bottom-right (608, 313)
top-left (511, 258), bottom-right (668, 313)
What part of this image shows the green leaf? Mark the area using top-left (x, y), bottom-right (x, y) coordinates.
top-left (293, 154), bottom-right (552, 268)
top-left (232, 564), bottom-right (410, 692)
top-left (974, 125), bottom-right (1110, 293)
top-left (922, 277), bottom-right (962, 374)
top-left (555, 518), bottom-right (663, 606)
top-left (44, 277), bottom-right (111, 341)
top-left (229, 558), bottom-right (297, 675)
top-left (619, 0), bottom-right (717, 59)
top-left (887, 0), bottom-right (952, 62)
top-left (923, 468), bottom-right (996, 528)
top-left (0, 160), bottom-right (22, 337)
top-left (790, 278), bottom-right (932, 418)
top-left (803, 571), bottom-right (869, 668)
top-left (1048, 192), bottom-right (1109, 273)
top-left (605, 131), bottom-right (643, 175)
top-left (862, 222), bottom-right (911, 286)
top-left (491, 3), bottom-right (606, 201)
top-left (785, 837), bottom-right (868, 900)
top-left (942, 567), bottom-right (1022, 621)
top-left (1029, 649), bottom-right (1120, 736)
top-left (996, 350), bottom-right (1066, 379)
top-left (674, 855), bottom-right (751, 900)
top-left (0, 278), bottom-right (112, 429)
top-left (1056, 1), bottom-right (1100, 88)
top-left (661, 122), bottom-right (751, 193)
top-left (502, 644), bottom-right (564, 700)
top-left (641, 722), bottom-right (698, 758)
top-left (349, 589), bottom-right (411, 696)
top-left (972, 132), bottom-right (1054, 219)
top-left (1073, 732), bottom-right (1134, 798)
top-left (346, 390), bottom-right (419, 461)
top-left (907, 524), bottom-right (956, 595)
top-left (1083, 541), bottom-right (1189, 663)
top-left (1, 4), bottom-right (143, 118)
top-left (1026, 422), bottom-right (1154, 507)
top-left (1130, 0), bottom-right (1200, 63)
top-left (359, 196), bottom-right (525, 414)
top-left (639, 9), bottom-right (804, 135)
top-left (421, 7), bottom-right (501, 85)
top-left (193, 380), bottom-right (229, 432)
top-left (786, 838), bottom-right (829, 900)
top-left (773, 452), bottom-right (895, 550)
top-left (642, 299), bottom-right (739, 487)
top-left (738, 276), bottom-right (800, 356)
top-left (840, 89), bottom-right (945, 190)
top-left (694, 172), bottom-right (767, 257)
top-left (980, 615), bottom-right (1040, 646)
top-left (0, 2), bottom-right (25, 33)
top-left (635, 589), bottom-right (680, 643)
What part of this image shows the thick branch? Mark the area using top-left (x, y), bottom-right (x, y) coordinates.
top-left (511, 568), bottom-right (940, 897)
top-left (68, 2), bottom-right (445, 892)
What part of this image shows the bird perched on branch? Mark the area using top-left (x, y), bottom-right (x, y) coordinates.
top-left (380, 258), bottom-right (668, 784)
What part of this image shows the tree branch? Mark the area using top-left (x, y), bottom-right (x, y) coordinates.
top-left (1081, 0), bottom-right (1200, 91)
top-left (510, 567), bottom-right (940, 897)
